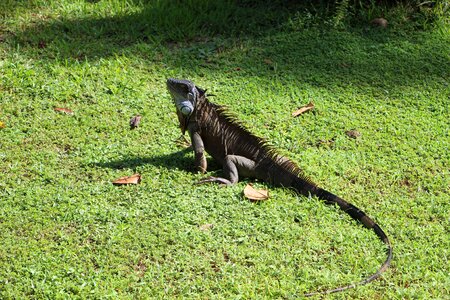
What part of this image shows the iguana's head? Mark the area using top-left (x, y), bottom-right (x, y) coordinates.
top-left (166, 78), bottom-right (199, 117)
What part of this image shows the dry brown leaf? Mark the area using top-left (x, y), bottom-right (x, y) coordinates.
top-left (54, 107), bottom-right (74, 115)
top-left (345, 130), bottom-right (361, 139)
top-left (199, 224), bottom-right (214, 231)
top-left (112, 173), bottom-right (141, 185)
top-left (129, 115), bottom-right (142, 129)
top-left (292, 101), bottom-right (314, 117)
top-left (263, 58), bottom-right (273, 65)
top-left (0, 121), bottom-right (5, 129)
top-left (243, 184), bottom-right (269, 201)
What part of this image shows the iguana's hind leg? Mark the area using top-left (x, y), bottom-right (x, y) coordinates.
top-left (197, 155), bottom-right (256, 186)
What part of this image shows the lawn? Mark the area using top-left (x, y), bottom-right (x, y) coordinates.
top-left (0, 0), bottom-right (449, 299)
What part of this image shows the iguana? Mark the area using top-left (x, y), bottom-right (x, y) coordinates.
top-left (166, 78), bottom-right (392, 296)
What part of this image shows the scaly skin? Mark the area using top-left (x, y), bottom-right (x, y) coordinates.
top-left (166, 78), bottom-right (392, 296)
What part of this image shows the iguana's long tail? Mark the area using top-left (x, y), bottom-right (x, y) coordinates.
top-left (301, 187), bottom-right (393, 296)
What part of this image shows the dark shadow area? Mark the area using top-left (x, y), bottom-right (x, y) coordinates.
top-left (5, 0), bottom-right (449, 94)
top-left (11, 0), bottom-right (304, 57)
top-left (93, 148), bottom-right (192, 171)
top-left (92, 147), bottom-right (221, 173)
top-left (0, 0), bottom-right (40, 19)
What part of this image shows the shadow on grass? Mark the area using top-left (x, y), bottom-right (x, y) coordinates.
top-left (7, 0), bottom-right (449, 93)
top-left (11, 0), bottom-right (302, 56)
top-left (92, 147), bottom-right (222, 173)
top-left (93, 148), bottom-right (193, 171)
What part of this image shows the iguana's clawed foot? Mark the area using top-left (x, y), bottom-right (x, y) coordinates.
top-left (174, 135), bottom-right (192, 149)
top-left (196, 176), bottom-right (232, 186)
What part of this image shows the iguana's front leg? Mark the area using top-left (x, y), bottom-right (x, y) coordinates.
top-left (198, 155), bottom-right (256, 186)
top-left (188, 129), bottom-right (207, 173)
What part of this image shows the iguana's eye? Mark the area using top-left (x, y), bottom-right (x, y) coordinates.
top-left (187, 92), bottom-right (194, 100)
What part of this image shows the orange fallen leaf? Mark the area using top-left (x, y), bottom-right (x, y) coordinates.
top-left (243, 184), bottom-right (269, 201)
top-left (112, 173), bottom-right (141, 185)
top-left (199, 224), bottom-right (214, 231)
top-left (54, 107), bottom-right (74, 115)
top-left (292, 101), bottom-right (314, 117)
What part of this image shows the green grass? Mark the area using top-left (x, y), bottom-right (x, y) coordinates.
top-left (0, 0), bottom-right (449, 299)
